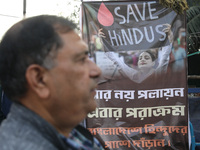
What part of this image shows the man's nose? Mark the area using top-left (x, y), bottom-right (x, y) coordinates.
top-left (89, 60), bottom-right (102, 78)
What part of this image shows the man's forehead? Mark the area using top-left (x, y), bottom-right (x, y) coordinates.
top-left (58, 32), bottom-right (88, 55)
top-left (60, 31), bottom-right (83, 45)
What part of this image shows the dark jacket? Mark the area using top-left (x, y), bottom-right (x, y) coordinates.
top-left (0, 89), bottom-right (12, 124)
top-left (0, 102), bottom-right (100, 150)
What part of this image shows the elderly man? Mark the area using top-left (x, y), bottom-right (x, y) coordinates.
top-left (0, 15), bottom-right (103, 150)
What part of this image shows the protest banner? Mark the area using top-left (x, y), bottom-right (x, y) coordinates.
top-left (81, 0), bottom-right (188, 149)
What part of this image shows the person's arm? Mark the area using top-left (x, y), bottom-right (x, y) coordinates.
top-left (98, 29), bottom-right (139, 80)
top-left (101, 30), bottom-right (153, 83)
top-left (157, 43), bottom-right (172, 70)
top-left (105, 52), bottom-right (140, 82)
top-left (156, 24), bottom-right (174, 73)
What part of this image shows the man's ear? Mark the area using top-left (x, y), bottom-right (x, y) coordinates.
top-left (26, 64), bottom-right (50, 99)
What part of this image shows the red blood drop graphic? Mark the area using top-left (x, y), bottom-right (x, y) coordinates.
top-left (97, 2), bottom-right (114, 27)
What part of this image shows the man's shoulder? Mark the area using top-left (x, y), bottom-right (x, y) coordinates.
top-left (0, 104), bottom-right (59, 150)
top-left (0, 120), bottom-right (57, 150)
top-left (0, 137), bottom-right (57, 150)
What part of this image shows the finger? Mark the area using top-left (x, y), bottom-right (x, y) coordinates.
top-left (98, 33), bottom-right (106, 38)
top-left (162, 28), bottom-right (170, 32)
top-left (163, 23), bottom-right (171, 27)
top-left (98, 32), bottom-right (105, 37)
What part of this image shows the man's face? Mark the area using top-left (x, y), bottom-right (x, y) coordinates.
top-left (47, 31), bottom-right (101, 131)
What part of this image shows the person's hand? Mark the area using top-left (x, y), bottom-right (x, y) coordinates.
top-left (97, 28), bottom-right (115, 52)
top-left (98, 28), bottom-right (106, 38)
top-left (162, 24), bottom-right (173, 43)
top-left (97, 28), bottom-right (107, 52)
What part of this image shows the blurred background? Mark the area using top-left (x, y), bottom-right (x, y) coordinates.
top-left (0, 0), bottom-right (200, 84)
top-left (0, 0), bottom-right (81, 40)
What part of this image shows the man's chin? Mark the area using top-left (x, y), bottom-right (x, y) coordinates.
top-left (86, 100), bottom-right (97, 113)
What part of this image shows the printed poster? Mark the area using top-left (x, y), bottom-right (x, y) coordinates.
top-left (81, 0), bottom-right (188, 149)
